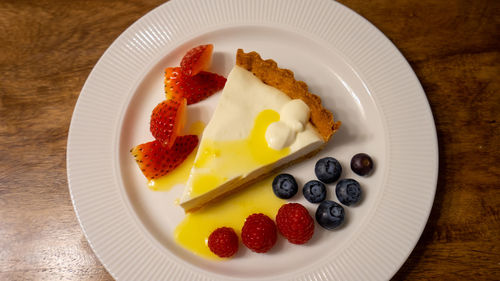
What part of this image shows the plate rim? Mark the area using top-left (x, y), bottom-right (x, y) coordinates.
top-left (67, 0), bottom-right (438, 280)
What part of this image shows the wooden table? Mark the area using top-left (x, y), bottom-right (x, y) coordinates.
top-left (1, 0), bottom-right (498, 280)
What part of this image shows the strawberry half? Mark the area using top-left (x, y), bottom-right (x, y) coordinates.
top-left (165, 67), bottom-right (226, 105)
top-left (180, 44), bottom-right (214, 76)
top-left (150, 98), bottom-right (187, 149)
top-left (164, 67), bottom-right (182, 99)
top-left (130, 135), bottom-right (198, 180)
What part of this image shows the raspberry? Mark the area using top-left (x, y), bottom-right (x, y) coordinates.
top-left (207, 227), bottom-right (239, 258)
top-left (241, 213), bottom-right (277, 253)
top-left (276, 203), bottom-right (314, 244)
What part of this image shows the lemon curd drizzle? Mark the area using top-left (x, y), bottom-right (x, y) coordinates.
top-left (188, 109), bottom-right (290, 197)
top-left (174, 176), bottom-right (284, 259)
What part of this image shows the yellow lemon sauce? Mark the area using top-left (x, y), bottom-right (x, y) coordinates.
top-left (189, 109), bottom-right (290, 197)
top-left (174, 177), bottom-right (284, 259)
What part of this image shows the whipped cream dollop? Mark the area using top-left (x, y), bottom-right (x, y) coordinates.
top-left (265, 99), bottom-right (310, 150)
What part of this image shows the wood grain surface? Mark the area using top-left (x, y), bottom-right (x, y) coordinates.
top-left (0, 0), bottom-right (498, 280)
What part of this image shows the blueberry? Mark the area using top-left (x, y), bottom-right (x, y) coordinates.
top-left (336, 179), bottom-right (362, 206)
top-left (302, 180), bottom-right (327, 203)
top-left (351, 153), bottom-right (373, 176)
top-left (314, 157), bottom-right (342, 183)
top-left (315, 200), bottom-right (345, 229)
top-left (272, 174), bottom-right (298, 199)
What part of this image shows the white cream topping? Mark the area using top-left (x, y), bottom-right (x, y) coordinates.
top-left (281, 99), bottom-right (310, 131)
top-left (265, 99), bottom-right (311, 150)
top-left (265, 121), bottom-right (295, 150)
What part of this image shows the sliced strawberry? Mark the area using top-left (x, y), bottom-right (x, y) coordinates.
top-left (130, 135), bottom-right (198, 180)
top-left (164, 67), bottom-right (183, 100)
top-left (179, 71), bottom-right (226, 104)
top-left (180, 44), bottom-right (214, 76)
top-left (165, 67), bottom-right (226, 105)
top-left (150, 98), bottom-right (187, 149)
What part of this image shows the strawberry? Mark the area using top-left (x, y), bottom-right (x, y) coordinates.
top-left (207, 227), bottom-right (239, 258)
top-left (180, 44), bottom-right (213, 76)
top-left (165, 67), bottom-right (226, 105)
top-left (130, 135), bottom-right (198, 180)
top-left (150, 98), bottom-right (187, 149)
top-left (164, 67), bottom-right (182, 99)
top-left (276, 203), bottom-right (314, 245)
top-left (241, 213), bottom-right (277, 253)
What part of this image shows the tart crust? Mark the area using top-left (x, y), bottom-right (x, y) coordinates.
top-left (236, 49), bottom-right (341, 141)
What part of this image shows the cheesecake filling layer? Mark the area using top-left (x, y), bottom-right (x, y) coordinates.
top-left (180, 65), bottom-right (324, 210)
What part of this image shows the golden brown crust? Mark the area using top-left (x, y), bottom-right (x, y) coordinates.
top-left (236, 49), bottom-right (341, 141)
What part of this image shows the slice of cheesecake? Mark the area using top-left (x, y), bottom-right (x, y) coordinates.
top-left (180, 49), bottom-right (340, 212)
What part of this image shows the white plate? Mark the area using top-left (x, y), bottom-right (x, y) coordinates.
top-left (67, 0), bottom-right (438, 280)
